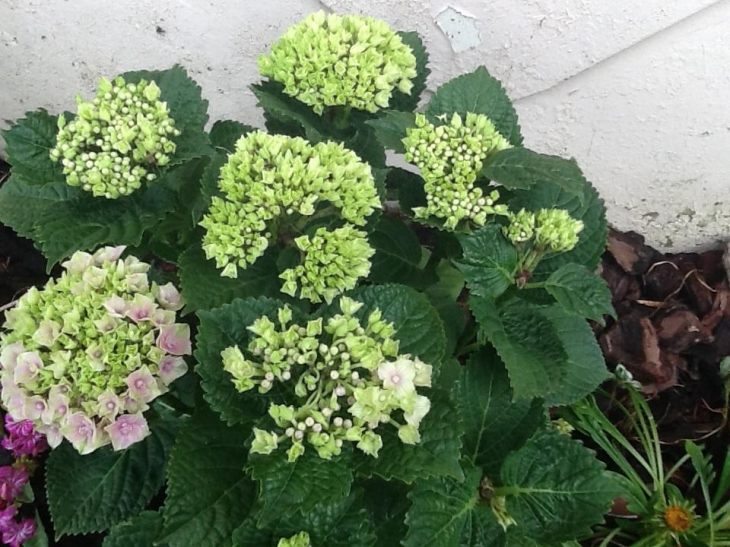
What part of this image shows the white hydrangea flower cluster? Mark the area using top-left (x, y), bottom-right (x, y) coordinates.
top-left (221, 297), bottom-right (432, 462)
top-left (49, 76), bottom-right (180, 199)
top-left (0, 247), bottom-right (190, 454)
top-left (403, 112), bottom-right (512, 230)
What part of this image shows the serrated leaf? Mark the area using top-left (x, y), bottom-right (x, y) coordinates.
top-left (482, 148), bottom-right (586, 201)
top-left (178, 244), bottom-right (284, 313)
top-left (389, 31), bottom-right (430, 111)
top-left (386, 167), bottom-right (426, 215)
top-left (470, 296), bottom-right (567, 399)
top-left (354, 389), bottom-right (463, 483)
top-left (209, 120), bottom-right (254, 154)
top-left (499, 430), bottom-right (618, 543)
top-left (232, 491), bottom-right (375, 547)
top-left (195, 296), bottom-right (294, 425)
top-left (344, 124), bottom-right (387, 168)
top-left (426, 66), bottom-right (522, 146)
top-left (368, 216), bottom-right (434, 289)
top-left (366, 111), bottom-right (416, 153)
top-left (538, 306), bottom-right (609, 407)
top-left (159, 405), bottom-right (255, 547)
top-left (252, 81), bottom-right (324, 142)
top-left (544, 264), bottom-right (615, 324)
top-left (248, 448), bottom-right (353, 527)
top-left (403, 463), bottom-right (506, 547)
top-left (509, 178), bottom-right (607, 281)
top-left (456, 225), bottom-right (518, 298)
top-left (363, 479), bottom-right (411, 547)
top-left (1, 109), bottom-right (64, 184)
top-left (103, 512), bottom-right (166, 547)
top-left (46, 415), bottom-right (177, 538)
top-left (455, 350), bottom-right (544, 473)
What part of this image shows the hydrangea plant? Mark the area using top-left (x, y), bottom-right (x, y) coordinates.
top-left (0, 10), bottom-right (636, 547)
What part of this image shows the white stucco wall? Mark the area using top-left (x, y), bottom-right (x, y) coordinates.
top-left (2, 0), bottom-right (729, 250)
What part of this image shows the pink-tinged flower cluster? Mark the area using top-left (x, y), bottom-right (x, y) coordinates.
top-left (0, 246), bottom-right (190, 455)
top-left (1, 416), bottom-right (47, 458)
top-left (0, 466), bottom-right (35, 547)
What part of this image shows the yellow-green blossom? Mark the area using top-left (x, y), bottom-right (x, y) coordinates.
top-left (534, 209), bottom-right (584, 253)
top-left (49, 76), bottom-right (180, 198)
top-left (503, 208), bottom-right (536, 244)
top-left (403, 112), bottom-right (512, 230)
top-left (259, 11), bottom-right (417, 114)
top-left (277, 532), bottom-right (311, 547)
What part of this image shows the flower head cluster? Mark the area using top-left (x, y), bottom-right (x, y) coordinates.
top-left (49, 76), bottom-right (180, 199)
top-left (280, 226), bottom-right (374, 304)
top-left (259, 11), bottom-right (417, 114)
top-left (0, 466), bottom-right (35, 547)
top-left (0, 247), bottom-right (190, 454)
top-left (200, 131), bottom-right (381, 301)
top-left (277, 532), bottom-right (311, 547)
top-left (403, 113), bottom-right (512, 230)
top-left (1, 416), bottom-right (47, 458)
top-left (503, 208), bottom-right (583, 252)
top-left (222, 297), bottom-right (432, 462)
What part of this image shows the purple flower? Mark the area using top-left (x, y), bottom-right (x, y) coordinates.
top-left (0, 506), bottom-right (17, 531)
top-left (0, 466), bottom-right (27, 502)
top-left (156, 324), bottom-right (191, 356)
top-left (2, 415), bottom-right (48, 458)
top-left (105, 414), bottom-right (150, 451)
top-left (2, 517), bottom-right (36, 547)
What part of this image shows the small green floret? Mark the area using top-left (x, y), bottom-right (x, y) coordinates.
top-left (277, 532), bottom-right (311, 547)
top-left (259, 11), bottom-right (417, 114)
top-left (404, 112), bottom-right (512, 230)
top-left (534, 208), bottom-right (584, 253)
top-left (503, 208), bottom-right (536, 244)
top-left (49, 76), bottom-right (180, 198)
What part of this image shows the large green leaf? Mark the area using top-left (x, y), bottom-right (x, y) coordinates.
top-left (426, 66), bottom-right (522, 146)
top-left (455, 351), bottom-right (544, 473)
top-left (389, 31), bottom-right (430, 111)
top-left (363, 479), bottom-right (411, 547)
top-left (456, 224), bottom-right (518, 298)
top-left (209, 120), bottom-right (254, 154)
top-left (45, 415), bottom-right (178, 538)
top-left (366, 111), bottom-right (416, 153)
top-left (470, 296), bottom-right (567, 400)
top-left (543, 264), bottom-right (615, 325)
top-left (159, 405), bottom-right (255, 547)
top-left (232, 491), bottom-right (376, 547)
top-left (509, 178), bottom-right (607, 281)
top-left (403, 463), bottom-right (506, 547)
top-left (103, 512), bottom-right (166, 547)
top-left (368, 216), bottom-right (434, 289)
top-left (1, 109), bottom-right (64, 184)
top-left (251, 80), bottom-right (324, 142)
top-left (499, 430), bottom-right (618, 543)
top-left (482, 148), bottom-right (586, 201)
top-left (248, 448), bottom-right (353, 527)
top-left (178, 244), bottom-right (283, 313)
top-left (354, 389), bottom-right (464, 483)
top-left (195, 296), bottom-right (293, 425)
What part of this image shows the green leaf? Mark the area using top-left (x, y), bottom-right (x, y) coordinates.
top-left (426, 66), bottom-right (522, 146)
top-left (344, 125), bottom-right (387, 168)
top-left (538, 306), bottom-right (609, 407)
top-left (159, 405), bottom-right (256, 547)
top-left (1, 109), bottom-right (64, 184)
top-left (455, 350), bottom-right (544, 473)
top-left (354, 389), bottom-right (464, 483)
top-left (103, 512), bottom-right (166, 547)
top-left (363, 479), bottom-right (411, 547)
top-left (470, 296), bottom-right (568, 399)
top-left (403, 462), bottom-right (506, 547)
top-left (368, 216), bottom-right (434, 289)
top-left (232, 491), bottom-right (376, 547)
top-left (482, 148), bottom-right (587, 201)
top-left (178, 244), bottom-right (284, 313)
top-left (543, 264), bottom-right (615, 324)
top-left (195, 296), bottom-right (294, 425)
top-left (509, 177), bottom-right (607, 281)
top-left (499, 430), bottom-right (618, 543)
top-left (389, 31), bottom-right (430, 111)
top-left (25, 512), bottom-right (49, 547)
top-left (456, 224), bottom-right (518, 298)
top-left (252, 80), bottom-right (324, 142)
top-left (387, 167), bottom-right (426, 215)
top-left (248, 448), bottom-right (354, 527)
top-left (366, 111), bottom-right (416, 153)
top-left (46, 415), bottom-right (177, 538)
top-left (209, 120), bottom-right (254, 154)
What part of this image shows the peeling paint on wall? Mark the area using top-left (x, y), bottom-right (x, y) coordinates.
top-left (435, 6), bottom-right (481, 53)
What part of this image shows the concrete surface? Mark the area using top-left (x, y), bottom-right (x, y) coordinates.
top-left (2, 0), bottom-right (729, 250)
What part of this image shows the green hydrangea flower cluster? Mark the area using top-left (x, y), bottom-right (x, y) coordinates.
top-left (258, 11), bottom-right (417, 114)
top-left (49, 76), bottom-right (180, 199)
top-left (0, 247), bottom-right (190, 454)
top-left (200, 131), bottom-right (381, 302)
top-left (403, 113), bottom-right (512, 230)
top-left (277, 532), bottom-right (311, 547)
top-left (503, 208), bottom-right (584, 253)
top-left (221, 297), bottom-right (432, 462)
